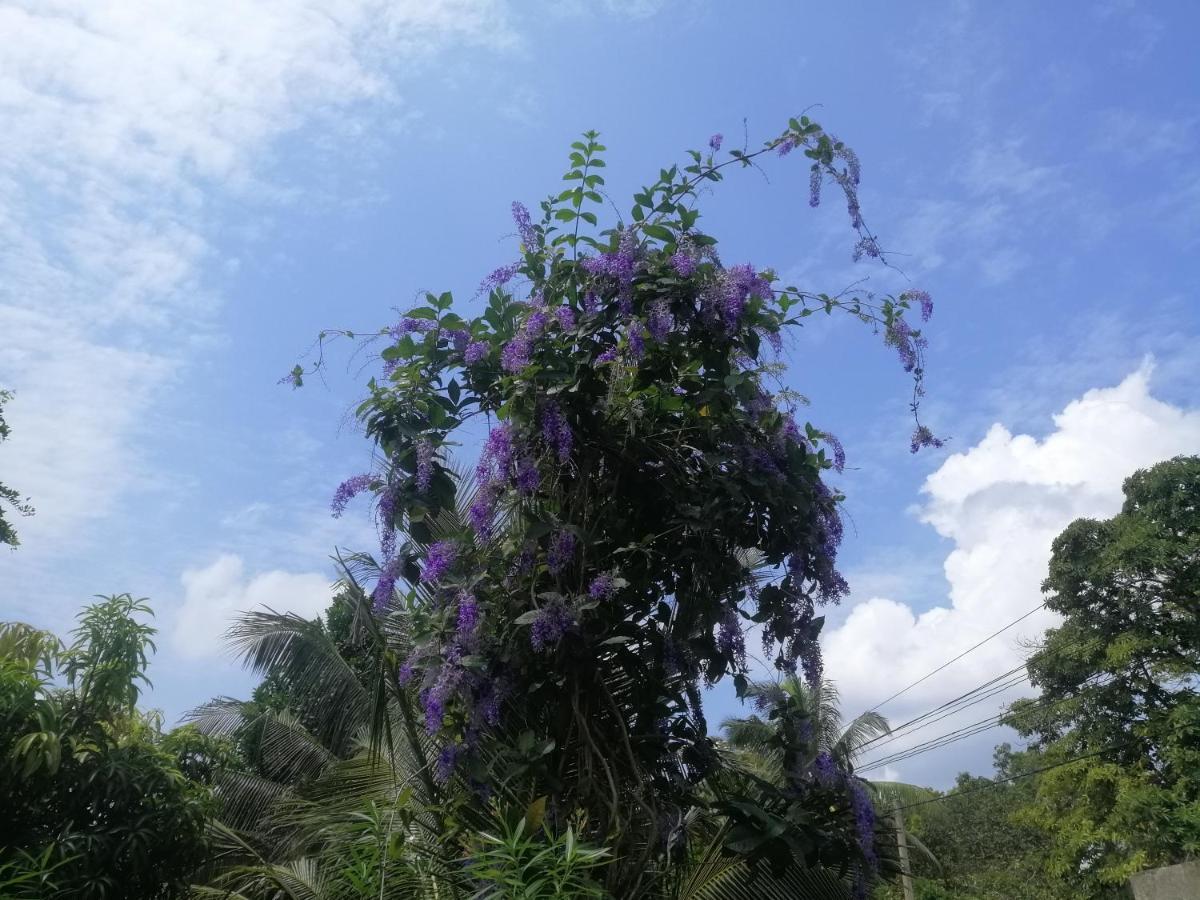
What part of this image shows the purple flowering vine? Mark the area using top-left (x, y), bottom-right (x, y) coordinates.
top-left (530, 599), bottom-right (575, 652)
top-left (421, 540), bottom-right (458, 584)
top-left (331, 474), bottom-right (372, 518)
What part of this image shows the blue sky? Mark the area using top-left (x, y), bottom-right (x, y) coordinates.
top-left (2, 0), bottom-right (1198, 788)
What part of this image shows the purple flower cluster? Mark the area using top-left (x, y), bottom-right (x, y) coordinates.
top-left (852, 236), bottom-right (882, 262)
top-left (776, 136), bottom-right (797, 157)
top-left (435, 743), bottom-right (459, 783)
top-left (596, 347), bottom-right (618, 364)
top-left (331, 474), bottom-right (372, 517)
top-left (709, 133), bottom-right (723, 152)
top-left (377, 487), bottom-right (398, 562)
top-left (647, 299), bottom-right (672, 342)
top-left (582, 291), bottom-right (600, 315)
top-left (372, 556), bottom-right (402, 610)
top-left (811, 751), bottom-right (839, 787)
top-left (902, 288), bottom-right (934, 322)
top-left (885, 317), bottom-right (927, 373)
top-left (822, 432), bottom-right (846, 473)
top-left (628, 326), bottom-right (646, 360)
top-left (582, 229), bottom-right (637, 305)
top-left (526, 305), bottom-right (550, 337)
top-left (547, 530), bottom-right (575, 576)
top-left (910, 424), bottom-right (945, 454)
top-left (540, 401), bottom-right (573, 462)
top-left (670, 249), bottom-right (698, 277)
top-left (588, 572), bottom-right (616, 600)
top-left (512, 201), bottom-right (539, 249)
top-left (447, 329), bottom-right (470, 353)
top-left (716, 264), bottom-right (772, 327)
top-left (456, 591), bottom-right (480, 640)
top-left (391, 318), bottom-right (435, 337)
top-left (802, 646), bottom-right (824, 687)
top-left (416, 437), bottom-right (434, 493)
top-left (530, 599), bottom-right (575, 652)
top-left (716, 606), bottom-right (746, 668)
top-left (809, 167), bottom-right (822, 208)
top-left (849, 778), bottom-right (878, 875)
top-left (479, 262), bottom-right (519, 295)
top-left (477, 424), bottom-right (514, 481)
top-left (555, 306), bottom-right (576, 330)
top-left (421, 540), bottom-right (458, 584)
top-left (465, 340), bottom-right (489, 365)
top-left (501, 331), bottom-right (532, 372)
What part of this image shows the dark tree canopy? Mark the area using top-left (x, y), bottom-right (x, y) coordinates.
top-left (0, 389), bottom-right (35, 547)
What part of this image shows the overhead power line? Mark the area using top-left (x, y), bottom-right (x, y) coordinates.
top-left (857, 675), bottom-right (1112, 773)
top-left (861, 601), bottom-right (1048, 716)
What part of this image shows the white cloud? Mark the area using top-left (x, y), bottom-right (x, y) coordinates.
top-left (0, 0), bottom-right (513, 562)
top-left (825, 365), bottom-right (1200, 777)
top-left (171, 553), bottom-right (332, 660)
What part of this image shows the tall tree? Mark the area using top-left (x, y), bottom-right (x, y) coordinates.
top-left (1005, 456), bottom-right (1200, 895)
top-left (0, 596), bottom-right (213, 900)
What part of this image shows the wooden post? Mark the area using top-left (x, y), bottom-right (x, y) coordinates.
top-left (895, 803), bottom-right (915, 900)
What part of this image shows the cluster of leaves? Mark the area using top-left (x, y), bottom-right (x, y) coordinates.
top-left (0, 389), bottom-right (35, 547)
top-left (0, 596), bottom-right (217, 899)
top-left (291, 116), bottom-right (936, 889)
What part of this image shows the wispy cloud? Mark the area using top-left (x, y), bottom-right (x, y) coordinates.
top-left (0, 0), bottom-right (514, 583)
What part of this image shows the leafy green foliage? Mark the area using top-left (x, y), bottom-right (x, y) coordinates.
top-left (0, 595), bottom-right (212, 900)
top-left (467, 811), bottom-right (610, 899)
top-left (1002, 456), bottom-right (1200, 895)
top-left (0, 389), bottom-right (35, 547)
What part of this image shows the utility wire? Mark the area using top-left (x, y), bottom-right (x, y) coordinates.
top-left (856, 633), bottom-right (1107, 755)
top-left (860, 601), bottom-right (1047, 715)
top-left (858, 674), bottom-right (1112, 773)
top-left (893, 742), bottom-right (1132, 812)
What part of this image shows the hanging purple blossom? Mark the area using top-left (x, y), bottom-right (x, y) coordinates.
top-left (709, 133), bottom-right (723, 152)
top-left (809, 167), bottom-right (822, 208)
top-left (547, 530), bottom-right (576, 576)
top-left (885, 317), bottom-right (926, 373)
top-left (377, 487), bottom-right (398, 562)
top-left (719, 264), bottom-right (772, 327)
top-left (421, 540), bottom-right (458, 584)
top-left (456, 592), bottom-right (480, 639)
top-left (476, 426), bottom-right (514, 483)
top-left (501, 332), bottom-right (532, 372)
top-left (849, 778), bottom-right (878, 872)
top-left (398, 658), bottom-right (415, 684)
top-left (588, 572), bottom-right (616, 600)
top-left (512, 201), bottom-right (538, 249)
top-left (596, 347), bottom-right (618, 363)
top-left (415, 437), bottom-right (434, 493)
top-left (468, 484), bottom-right (500, 539)
top-left (716, 606), bottom-right (746, 668)
top-left (776, 137), bottom-right (797, 157)
top-left (372, 556), bottom-right (402, 610)
top-left (648, 299), bottom-right (672, 342)
top-left (802, 645), bottom-right (824, 686)
top-left (628, 326), bottom-right (646, 360)
top-left (530, 600), bottom-right (575, 652)
top-left (540, 401), bottom-right (573, 462)
top-left (902, 289), bottom-right (934, 322)
top-left (910, 424), bottom-right (945, 454)
top-left (582, 229), bottom-right (637, 305)
top-left (822, 432), bottom-right (846, 473)
top-left (852, 236), bottom-right (882, 262)
top-left (465, 340), bottom-right (490, 365)
top-left (435, 743), bottom-right (459, 783)
top-left (479, 262), bottom-right (520, 295)
top-left (811, 751), bottom-right (839, 787)
top-left (331, 474), bottom-right (372, 517)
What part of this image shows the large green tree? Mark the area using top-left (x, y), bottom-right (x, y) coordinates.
top-left (0, 595), bottom-right (214, 900)
top-left (1005, 456), bottom-right (1200, 895)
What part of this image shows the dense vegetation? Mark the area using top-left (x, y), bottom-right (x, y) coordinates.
top-left (2, 108), bottom-right (1195, 898)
